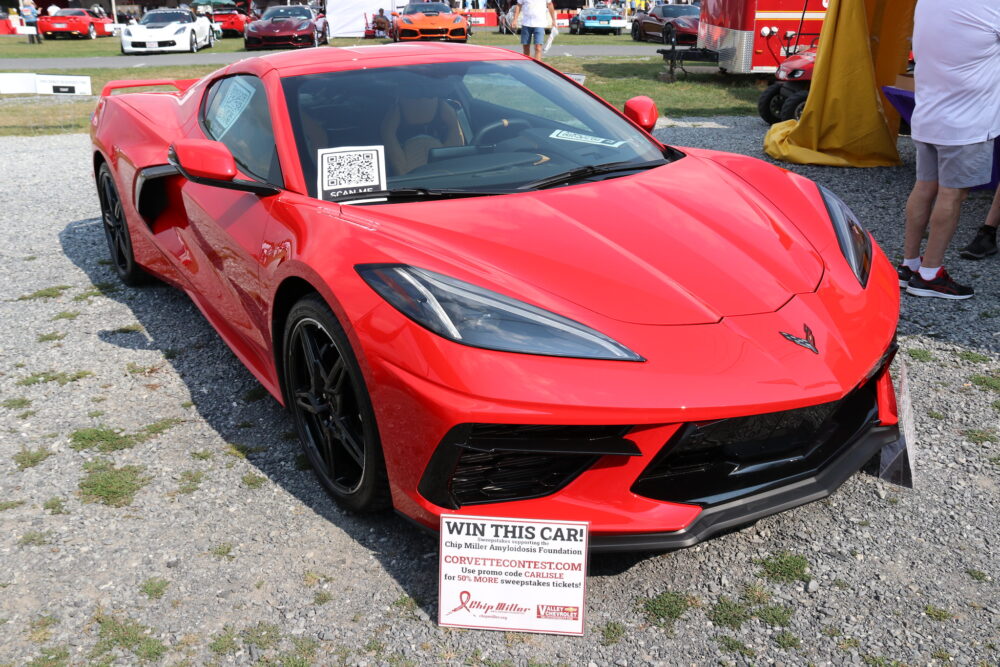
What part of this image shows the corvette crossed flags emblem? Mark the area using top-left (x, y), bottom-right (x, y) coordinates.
top-left (780, 324), bottom-right (819, 354)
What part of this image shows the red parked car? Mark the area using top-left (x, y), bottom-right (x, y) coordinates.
top-left (244, 5), bottom-right (328, 50)
top-left (212, 6), bottom-right (252, 37)
top-left (38, 8), bottom-right (113, 40)
top-left (91, 44), bottom-right (901, 551)
top-left (631, 4), bottom-right (699, 44)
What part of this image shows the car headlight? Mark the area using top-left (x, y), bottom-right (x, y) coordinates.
top-left (453, 15), bottom-right (463, 23)
top-left (173, 26), bottom-right (186, 35)
top-left (818, 185), bottom-right (872, 287)
top-left (357, 264), bottom-right (643, 361)
top-left (789, 69), bottom-right (806, 79)
top-left (124, 27), bottom-right (131, 37)
top-left (247, 22), bottom-right (258, 32)
top-left (402, 16), bottom-right (413, 24)
top-left (297, 20), bottom-right (311, 30)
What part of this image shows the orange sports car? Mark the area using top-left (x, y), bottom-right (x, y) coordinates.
top-left (392, 2), bottom-right (469, 43)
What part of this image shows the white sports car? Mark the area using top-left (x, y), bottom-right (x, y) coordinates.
top-left (120, 8), bottom-right (215, 54)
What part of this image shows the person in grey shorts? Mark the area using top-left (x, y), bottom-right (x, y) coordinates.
top-left (899, 0), bottom-right (1000, 299)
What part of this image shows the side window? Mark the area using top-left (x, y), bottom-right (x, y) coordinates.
top-left (202, 75), bottom-right (283, 186)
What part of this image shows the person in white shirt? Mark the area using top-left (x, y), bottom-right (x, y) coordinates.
top-left (513, 0), bottom-right (556, 61)
top-left (46, 3), bottom-right (59, 16)
top-left (900, 0), bottom-right (1000, 299)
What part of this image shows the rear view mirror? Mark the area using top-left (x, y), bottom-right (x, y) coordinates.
top-left (168, 139), bottom-right (278, 196)
top-left (623, 96), bottom-right (658, 133)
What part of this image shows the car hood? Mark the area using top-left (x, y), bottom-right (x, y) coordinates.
top-left (131, 22), bottom-right (187, 34)
top-left (407, 13), bottom-right (460, 24)
top-left (360, 154), bottom-right (825, 326)
top-left (254, 18), bottom-right (311, 31)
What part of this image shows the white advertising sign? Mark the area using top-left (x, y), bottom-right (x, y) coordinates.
top-left (438, 515), bottom-right (588, 636)
top-left (35, 74), bottom-right (92, 96)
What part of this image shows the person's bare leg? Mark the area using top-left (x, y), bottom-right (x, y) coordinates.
top-left (534, 43), bottom-right (543, 60)
top-left (903, 179), bottom-right (938, 260)
top-left (921, 186), bottom-right (968, 268)
top-left (522, 43), bottom-right (531, 56)
top-left (986, 186), bottom-right (1000, 229)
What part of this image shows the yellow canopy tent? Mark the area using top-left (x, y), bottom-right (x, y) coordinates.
top-left (763, 0), bottom-right (915, 167)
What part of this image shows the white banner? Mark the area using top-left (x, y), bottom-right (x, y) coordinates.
top-left (325, 0), bottom-right (406, 37)
top-left (0, 73), bottom-right (92, 96)
top-left (438, 515), bottom-right (588, 635)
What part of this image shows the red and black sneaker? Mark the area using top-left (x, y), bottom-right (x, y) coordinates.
top-left (896, 264), bottom-right (916, 287)
top-left (905, 267), bottom-right (974, 300)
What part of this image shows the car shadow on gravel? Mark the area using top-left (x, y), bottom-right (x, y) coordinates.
top-left (60, 217), bottom-right (664, 618)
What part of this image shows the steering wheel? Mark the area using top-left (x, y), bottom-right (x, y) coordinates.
top-left (473, 118), bottom-right (531, 146)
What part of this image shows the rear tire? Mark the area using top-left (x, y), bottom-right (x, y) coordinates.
top-left (282, 294), bottom-right (391, 513)
top-left (780, 90), bottom-right (808, 121)
top-left (97, 163), bottom-right (149, 287)
top-left (757, 82), bottom-right (785, 124)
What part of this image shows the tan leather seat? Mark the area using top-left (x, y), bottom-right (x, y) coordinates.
top-left (381, 95), bottom-right (464, 175)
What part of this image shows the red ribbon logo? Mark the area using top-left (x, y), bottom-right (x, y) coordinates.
top-left (448, 590), bottom-right (472, 615)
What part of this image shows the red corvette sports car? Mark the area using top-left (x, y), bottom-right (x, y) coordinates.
top-left (631, 4), bottom-right (699, 45)
top-left (91, 44), bottom-right (901, 551)
top-left (243, 4), bottom-right (327, 49)
top-left (38, 8), bottom-right (113, 39)
top-left (212, 7), bottom-right (252, 36)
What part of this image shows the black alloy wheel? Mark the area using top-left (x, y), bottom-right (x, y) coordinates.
top-left (96, 163), bottom-right (148, 286)
top-left (631, 21), bottom-right (640, 41)
top-left (283, 295), bottom-right (390, 513)
top-left (780, 90), bottom-right (809, 121)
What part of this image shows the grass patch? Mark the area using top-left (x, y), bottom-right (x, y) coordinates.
top-left (927, 409), bottom-right (945, 420)
top-left (43, 497), bottom-right (67, 514)
top-left (0, 500), bottom-right (26, 511)
top-left (601, 621), bottom-right (626, 646)
top-left (73, 281), bottom-right (119, 301)
top-left (209, 626), bottom-right (239, 655)
top-left (755, 604), bottom-right (793, 627)
top-left (26, 645), bottom-right (70, 667)
top-left (241, 472), bottom-right (266, 489)
top-left (641, 591), bottom-right (694, 628)
top-left (91, 611), bottom-right (166, 663)
top-left (775, 631), bottom-right (801, 649)
top-left (242, 621), bottom-right (281, 649)
top-left (13, 445), bottom-right (53, 470)
top-left (740, 582), bottom-right (771, 605)
top-left (225, 442), bottom-right (266, 458)
top-left (966, 568), bottom-right (989, 582)
top-left (36, 332), bottom-right (66, 342)
top-left (963, 428), bottom-right (997, 444)
top-left (18, 409), bottom-right (37, 419)
top-left (78, 459), bottom-right (149, 507)
top-left (176, 470), bottom-right (204, 495)
top-left (17, 285), bottom-right (72, 300)
top-left (210, 542), bottom-right (235, 560)
top-left (70, 418), bottom-right (182, 452)
top-left (2, 397), bottom-right (31, 409)
top-left (958, 350), bottom-right (990, 363)
top-left (838, 637), bottom-right (861, 650)
top-left (112, 324), bottom-right (143, 334)
top-left (242, 386), bottom-right (269, 402)
top-left (52, 310), bottom-right (79, 320)
top-left (709, 596), bottom-right (751, 629)
top-left (314, 590), bottom-right (333, 605)
top-left (87, 410), bottom-right (105, 418)
top-left (140, 577), bottom-right (170, 600)
top-left (970, 373), bottom-right (1000, 393)
top-left (27, 615), bottom-right (59, 643)
top-left (906, 348), bottom-right (932, 362)
top-left (17, 370), bottom-right (93, 386)
top-left (18, 530), bottom-right (51, 547)
top-left (125, 362), bottom-right (158, 375)
top-left (303, 570), bottom-right (330, 587)
top-left (758, 552), bottom-right (811, 583)
top-left (190, 449), bottom-right (213, 460)
top-left (924, 605), bottom-right (952, 621)
top-left (715, 635), bottom-right (755, 657)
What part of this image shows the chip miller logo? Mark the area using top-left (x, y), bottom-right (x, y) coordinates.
top-left (536, 605), bottom-right (580, 621)
top-left (447, 591), bottom-right (530, 618)
top-left (779, 324), bottom-right (819, 354)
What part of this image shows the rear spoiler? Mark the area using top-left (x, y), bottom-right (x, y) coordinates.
top-left (100, 78), bottom-right (199, 97)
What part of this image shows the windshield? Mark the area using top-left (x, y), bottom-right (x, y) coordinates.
top-left (215, 9), bottom-right (239, 14)
top-left (403, 3), bottom-right (452, 14)
top-left (283, 60), bottom-right (669, 201)
top-left (141, 11), bottom-right (192, 24)
top-left (262, 6), bottom-right (312, 20)
top-left (55, 9), bottom-right (86, 16)
top-left (663, 6), bottom-right (699, 17)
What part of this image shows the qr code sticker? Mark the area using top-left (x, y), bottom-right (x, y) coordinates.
top-left (317, 146), bottom-right (387, 201)
top-left (213, 77), bottom-right (255, 138)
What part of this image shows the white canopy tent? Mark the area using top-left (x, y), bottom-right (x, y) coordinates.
top-left (325, 0), bottom-right (406, 38)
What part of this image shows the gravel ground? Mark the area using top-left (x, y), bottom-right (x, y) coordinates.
top-left (0, 121), bottom-right (998, 667)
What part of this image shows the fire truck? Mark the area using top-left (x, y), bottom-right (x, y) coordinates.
top-left (697, 0), bottom-right (828, 74)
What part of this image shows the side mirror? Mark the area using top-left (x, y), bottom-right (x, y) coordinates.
top-left (623, 95), bottom-right (658, 133)
top-left (391, 12), bottom-right (399, 17)
top-left (167, 139), bottom-right (278, 196)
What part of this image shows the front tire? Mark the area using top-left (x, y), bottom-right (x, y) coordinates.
top-left (631, 22), bottom-right (640, 41)
top-left (780, 90), bottom-right (808, 121)
top-left (97, 163), bottom-right (148, 286)
top-left (88, 24), bottom-right (96, 39)
top-left (757, 82), bottom-right (785, 124)
top-left (207, 28), bottom-right (215, 48)
top-left (189, 31), bottom-right (197, 52)
top-left (282, 295), bottom-right (391, 513)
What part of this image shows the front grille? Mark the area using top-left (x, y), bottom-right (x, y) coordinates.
top-left (400, 29), bottom-right (418, 37)
top-left (131, 41), bottom-right (146, 47)
top-left (419, 424), bottom-right (638, 509)
top-left (631, 380), bottom-right (879, 507)
top-left (419, 29), bottom-right (447, 36)
top-left (264, 36), bottom-right (291, 43)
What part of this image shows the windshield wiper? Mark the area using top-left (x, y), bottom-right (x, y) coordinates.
top-left (521, 159), bottom-right (667, 191)
top-left (333, 188), bottom-right (511, 203)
